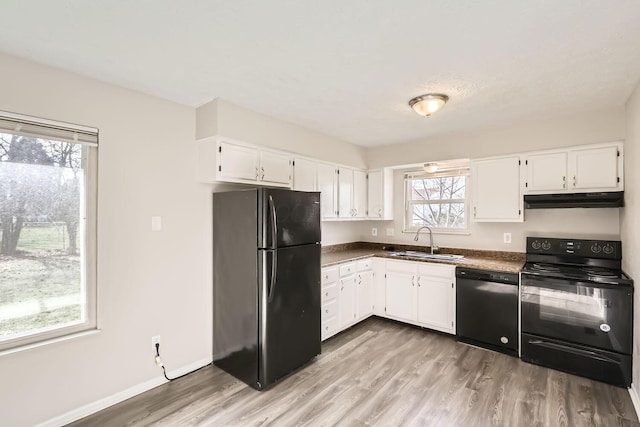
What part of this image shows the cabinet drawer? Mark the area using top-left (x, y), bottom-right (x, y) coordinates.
top-left (321, 267), bottom-right (339, 284)
top-left (321, 283), bottom-right (338, 301)
top-left (322, 316), bottom-right (338, 337)
top-left (339, 263), bottom-right (356, 276)
top-left (417, 262), bottom-right (454, 279)
top-left (386, 259), bottom-right (417, 274)
top-left (357, 258), bottom-right (372, 271)
top-left (321, 300), bottom-right (338, 320)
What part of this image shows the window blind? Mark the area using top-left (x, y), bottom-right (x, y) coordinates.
top-left (0, 111), bottom-right (98, 146)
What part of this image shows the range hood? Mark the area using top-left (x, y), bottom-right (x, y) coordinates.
top-left (524, 191), bottom-right (624, 209)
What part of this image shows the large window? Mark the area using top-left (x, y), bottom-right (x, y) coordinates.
top-left (0, 112), bottom-right (97, 351)
top-left (404, 161), bottom-right (469, 232)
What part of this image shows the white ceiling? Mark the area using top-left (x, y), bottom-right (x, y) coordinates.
top-left (1, 1), bottom-right (640, 147)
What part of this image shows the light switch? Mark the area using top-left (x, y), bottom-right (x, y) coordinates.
top-left (503, 232), bottom-right (511, 244)
top-left (151, 216), bottom-right (162, 231)
top-left (371, 228), bottom-right (378, 236)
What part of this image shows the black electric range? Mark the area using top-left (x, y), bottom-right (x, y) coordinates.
top-left (520, 237), bottom-right (633, 388)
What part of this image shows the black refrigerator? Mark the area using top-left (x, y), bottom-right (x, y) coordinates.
top-left (212, 188), bottom-right (321, 390)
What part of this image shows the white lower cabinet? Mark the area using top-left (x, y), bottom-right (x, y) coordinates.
top-left (321, 258), bottom-right (374, 341)
top-left (384, 259), bottom-right (456, 335)
top-left (321, 257), bottom-right (456, 341)
top-left (416, 263), bottom-right (456, 334)
top-left (356, 260), bottom-right (374, 321)
top-left (339, 273), bottom-right (357, 328)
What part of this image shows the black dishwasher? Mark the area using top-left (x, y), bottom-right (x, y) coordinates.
top-left (456, 267), bottom-right (519, 356)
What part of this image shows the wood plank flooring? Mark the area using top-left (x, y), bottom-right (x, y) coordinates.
top-left (69, 318), bottom-right (639, 426)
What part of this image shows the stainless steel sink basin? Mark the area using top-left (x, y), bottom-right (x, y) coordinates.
top-left (390, 251), bottom-right (465, 261)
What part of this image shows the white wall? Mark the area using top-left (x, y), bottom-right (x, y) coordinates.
top-left (622, 82), bottom-right (640, 392)
top-left (0, 53), bottom-right (212, 426)
top-left (367, 107), bottom-right (625, 168)
top-left (196, 98), bottom-right (368, 245)
top-left (361, 110), bottom-right (626, 251)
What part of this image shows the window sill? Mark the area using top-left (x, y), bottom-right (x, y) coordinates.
top-left (403, 229), bottom-right (471, 236)
top-left (0, 329), bottom-right (102, 358)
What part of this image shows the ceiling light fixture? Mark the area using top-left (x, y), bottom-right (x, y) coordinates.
top-left (423, 163), bottom-right (438, 173)
top-left (409, 93), bottom-right (449, 117)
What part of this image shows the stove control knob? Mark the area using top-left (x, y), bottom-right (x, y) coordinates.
top-left (603, 244), bottom-right (614, 255)
top-left (531, 240), bottom-right (541, 250)
top-left (591, 243), bottom-right (602, 254)
top-left (541, 241), bottom-right (551, 250)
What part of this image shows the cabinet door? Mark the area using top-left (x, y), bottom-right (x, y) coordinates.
top-left (219, 141), bottom-right (260, 182)
top-left (356, 271), bottom-right (374, 321)
top-left (352, 170), bottom-right (367, 218)
top-left (317, 163), bottom-right (338, 218)
top-left (260, 150), bottom-right (292, 186)
top-left (338, 167), bottom-right (354, 218)
top-left (372, 258), bottom-right (386, 316)
top-left (367, 170), bottom-right (384, 219)
top-left (385, 272), bottom-right (417, 322)
top-left (293, 158), bottom-right (317, 191)
top-left (525, 152), bottom-right (567, 193)
top-left (417, 275), bottom-right (455, 334)
top-left (570, 146), bottom-right (620, 190)
top-left (472, 156), bottom-right (523, 222)
top-left (339, 275), bottom-right (357, 328)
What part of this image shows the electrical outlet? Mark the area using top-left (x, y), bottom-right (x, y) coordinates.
top-left (503, 233), bottom-right (512, 244)
top-left (386, 228), bottom-right (394, 236)
top-left (151, 216), bottom-right (162, 231)
top-left (371, 227), bottom-right (378, 236)
top-left (152, 335), bottom-right (161, 348)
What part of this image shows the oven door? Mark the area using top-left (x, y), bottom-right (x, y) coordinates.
top-left (521, 274), bottom-right (633, 354)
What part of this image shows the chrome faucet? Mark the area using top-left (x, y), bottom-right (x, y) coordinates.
top-left (413, 226), bottom-right (439, 254)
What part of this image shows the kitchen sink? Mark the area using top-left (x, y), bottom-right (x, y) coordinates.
top-left (390, 251), bottom-right (465, 261)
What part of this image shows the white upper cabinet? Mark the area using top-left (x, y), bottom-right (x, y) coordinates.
top-left (259, 150), bottom-right (292, 186)
top-left (471, 155), bottom-right (523, 222)
top-left (367, 169), bottom-right (394, 220)
top-left (524, 142), bottom-right (623, 194)
top-left (317, 162), bottom-right (338, 219)
top-left (218, 141), bottom-right (260, 182)
top-left (525, 152), bottom-right (568, 192)
top-left (292, 157), bottom-right (317, 191)
top-left (197, 136), bottom-right (291, 187)
top-left (338, 167), bottom-right (354, 219)
top-left (336, 166), bottom-right (367, 219)
top-left (570, 145), bottom-right (621, 191)
top-left (353, 170), bottom-right (367, 219)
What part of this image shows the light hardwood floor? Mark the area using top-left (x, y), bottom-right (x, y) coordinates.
top-left (70, 318), bottom-right (639, 426)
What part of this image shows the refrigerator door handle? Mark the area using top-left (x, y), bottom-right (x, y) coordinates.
top-left (268, 249), bottom-right (278, 303)
top-left (268, 195), bottom-right (278, 249)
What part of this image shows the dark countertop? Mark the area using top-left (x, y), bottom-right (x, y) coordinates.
top-left (321, 242), bottom-right (525, 273)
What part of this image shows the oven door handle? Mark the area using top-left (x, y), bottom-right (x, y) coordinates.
top-left (528, 339), bottom-right (619, 363)
top-left (521, 274), bottom-right (621, 292)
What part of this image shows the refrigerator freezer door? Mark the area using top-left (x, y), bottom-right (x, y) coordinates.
top-left (259, 189), bottom-right (320, 249)
top-left (259, 243), bottom-right (321, 388)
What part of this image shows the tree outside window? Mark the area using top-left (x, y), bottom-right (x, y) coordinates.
top-left (405, 173), bottom-right (468, 231)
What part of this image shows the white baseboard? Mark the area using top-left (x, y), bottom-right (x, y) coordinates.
top-left (37, 357), bottom-right (212, 427)
top-left (629, 383), bottom-right (640, 421)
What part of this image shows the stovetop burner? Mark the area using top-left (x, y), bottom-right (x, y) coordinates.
top-left (523, 237), bottom-right (633, 286)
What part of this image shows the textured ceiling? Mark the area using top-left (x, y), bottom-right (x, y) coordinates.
top-left (1, 1), bottom-right (640, 147)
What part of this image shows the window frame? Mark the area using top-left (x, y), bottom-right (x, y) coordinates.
top-left (403, 165), bottom-right (470, 235)
top-left (0, 111), bottom-right (98, 353)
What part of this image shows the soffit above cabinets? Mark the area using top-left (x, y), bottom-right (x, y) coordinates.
top-left (1, 2), bottom-right (640, 147)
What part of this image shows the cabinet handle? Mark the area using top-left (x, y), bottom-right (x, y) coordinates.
top-left (562, 176), bottom-right (566, 189)
top-left (353, 208), bottom-right (357, 216)
top-left (261, 167), bottom-right (265, 180)
top-left (325, 309), bottom-right (329, 314)
top-left (411, 275), bottom-right (415, 287)
top-left (325, 326), bottom-right (329, 331)
top-left (473, 206), bottom-right (477, 218)
top-left (325, 292), bottom-right (329, 297)
top-left (255, 166), bottom-right (259, 180)
top-left (417, 276), bottom-right (421, 287)
top-left (573, 175), bottom-right (576, 187)
top-left (378, 208), bottom-right (382, 217)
